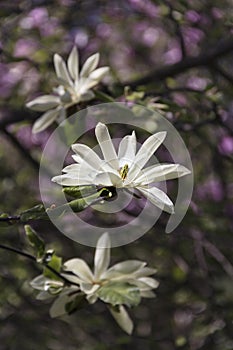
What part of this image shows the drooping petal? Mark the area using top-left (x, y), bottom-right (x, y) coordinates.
top-left (49, 289), bottom-right (77, 318)
top-left (136, 163), bottom-right (191, 185)
top-left (128, 131), bottom-right (167, 181)
top-left (68, 46), bottom-right (79, 81)
top-left (80, 53), bottom-right (99, 77)
top-left (26, 95), bottom-right (60, 111)
top-left (118, 131), bottom-right (137, 167)
top-left (72, 143), bottom-right (103, 170)
top-left (138, 186), bottom-right (174, 214)
top-left (54, 53), bottom-right (72, 86)
top-left (51, 174), bottom-right (93, 186)
top-left (63, 258), bottom-right (93, 283)
top-left (109, 305), bottom-right (133, 335)
top-left (36, 291), bottom-right (52, 300)
top-left (95, 122), bottom-right (119, 169)
top-left (93, 172), bottom-right (122, 187)
top-left (89, 66), bottom-right (109, 81)
top-left (94, 233), bottom-right (111, 279)
top-left (32, 109), bottom-right (59, 133)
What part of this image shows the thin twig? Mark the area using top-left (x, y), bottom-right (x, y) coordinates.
top-left (0, 243), bottom-right (79, 286)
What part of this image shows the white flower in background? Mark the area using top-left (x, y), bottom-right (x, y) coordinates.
top-left (26, 47), bottom-right (109, 133)
top-left (52, 122), bottom-right (191, 214)
top-left (30, 233), bottom-right (159, 334)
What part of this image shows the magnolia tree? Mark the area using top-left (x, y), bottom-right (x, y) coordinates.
top-left (0, 1), bottom-right (233, 349)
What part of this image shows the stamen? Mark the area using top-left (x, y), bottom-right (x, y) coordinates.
top-left (119, 164), bottom-right (129, 180)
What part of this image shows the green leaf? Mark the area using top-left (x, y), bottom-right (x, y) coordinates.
top-left (109, 305), bottom-right (133, 335)
top-left (24, 225), bottom-right (45, 261)
top-left (63, 185), bottom-right (96, 199)
top-left (97, 282), bottom-right (141, 307)
top-left (48, 187), bottom-right (114, 217)
top-left (65, 293), bottom-right (86, 314)
top-left (20, 204), bottom-right (47, 222)
top-left (44, 253), bottom-right (62, 280)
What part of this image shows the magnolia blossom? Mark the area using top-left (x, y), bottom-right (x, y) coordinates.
top-left (62, 233), bottom-right (158, 302)
top-left (26, 47), bottom-right (109, 133)
top-left (52, 122), bottom-right (191, 213)
top-left (30, 233), bottom-right (158, 334)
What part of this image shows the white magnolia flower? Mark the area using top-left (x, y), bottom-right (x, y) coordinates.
top-left (62, 233), bottom-right (158, 302)
top-left (30, 233), bottom-right (158, 334)
top-left (26, 47), bottom-right (109, 133)
top-left (56, 233), bottom-right (158, 334)
top-left (52, 122), bottom-right (191, 214)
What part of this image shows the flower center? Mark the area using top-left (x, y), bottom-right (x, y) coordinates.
top-left (119, 164), bottom-right (129, 181)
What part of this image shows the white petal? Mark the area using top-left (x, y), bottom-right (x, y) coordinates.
top-left (136, 163), bottom-right (191, 185)
top-left (103, 260), bottom-right (146, 279)
top-left (94, 233), bottom-right (111, 279)
top-left (118, 131), bottom-right (137, 167)
top-left (140, 290), bottom-right (156, 298)
top-left (30, 275), bottom-right (47, 290)
top-left (68, 46), bottom-right (79, 81)
top-left (89, 66), bottom-right (109, 81)
top-left (54, 53), bottom-right (72, 86)
top-left (93, 172), bottom-right (122, 187)
top-left (32, 109), bottom-right (59, 133)
top-left (137, 186), bottom-right (174, 214)
top-left (80, 53), bottom-right (99, 77)
top-left (133, 267), bottom-right (157, 278)
top-left (72, 143), bottom-right (103, 170)
top-left (49, 293), bottom-right (70, 318)
top-left (63, 258), bottom-right (93, 283)
top-left (128, 131), bottom-right (167, 181)
top-left (86, 294), bottom-right (98, 304)
top-left (95, 122), bottom-right (119, 169)
top-left (26, 95), bottom-right (60, 111)
top-left (62, 164), bottom-right (82, 174)
top-left (36, 291), bottom-right (52, 300)
top-left (138, 277), bottom-right (159, 289)
top-left (81, 283), bottom-right (99, 295)
top-left (109, 305), bottom-right (133, 335)
top-left (51, 174), bottom-right (92, 186)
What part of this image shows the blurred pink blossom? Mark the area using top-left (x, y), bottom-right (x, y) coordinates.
top-left (164, 45), bottom-right (182, 64)
top-left (196, 178), bottom-right (224, 202)
top-left (187, 77), bottom-right (208, 90)
top-left (185, 10), bottom-right (201, 23)
top-left (20, 7), bottom-right (58, 36)
top-left (14, 38), bottom-right (38, 58)
top-left (129, 0), bottom-right (159, 18)
top-left (218, 136), bottom-right (233, 156)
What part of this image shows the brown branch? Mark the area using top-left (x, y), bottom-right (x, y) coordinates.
top-left (1, 128), bottom-right (40, 171)
top-left (122, 37), bottom-right (233, 88)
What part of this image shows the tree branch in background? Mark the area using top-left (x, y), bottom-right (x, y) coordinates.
top-left (123, 37), bottom-right (233, 88)
top-left (1, 128), bottom-right (40, 172)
